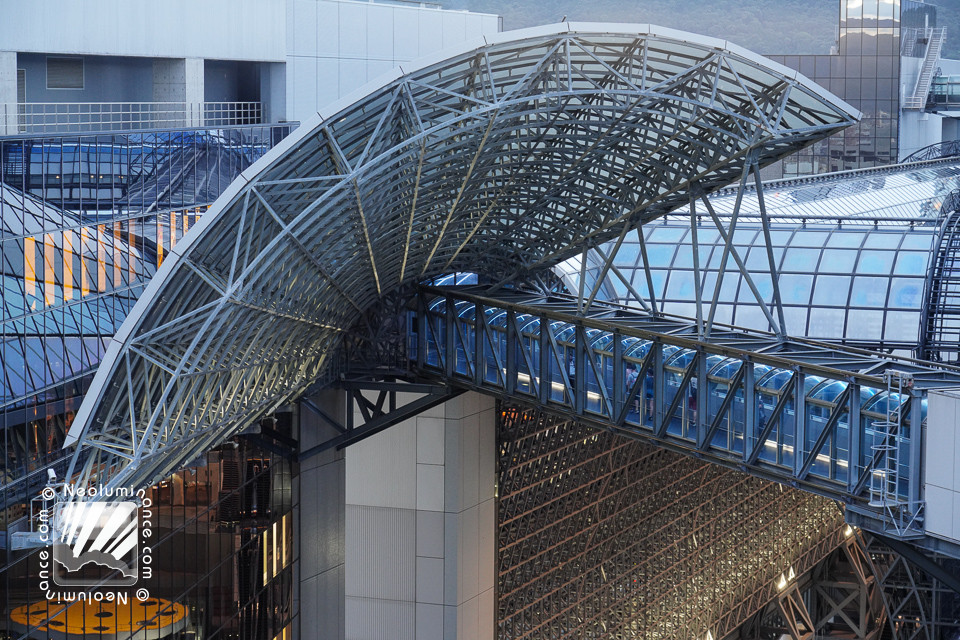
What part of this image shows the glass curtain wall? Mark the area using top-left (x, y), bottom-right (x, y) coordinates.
top-left (767, 0), bottom-right (901, 176)
top-left (0, 124), bottom-right (295, 484)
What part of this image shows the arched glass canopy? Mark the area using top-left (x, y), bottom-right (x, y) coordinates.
top-left (64, 23), bottom-right (859, 491)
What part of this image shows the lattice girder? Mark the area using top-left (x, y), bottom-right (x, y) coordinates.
top-left (66, 23), bottom-right (858, 492)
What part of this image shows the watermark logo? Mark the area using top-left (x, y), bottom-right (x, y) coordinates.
top-left (51, 501), bottom-right (139, 586)
top-left (37, 484), bottom-right (153, 603)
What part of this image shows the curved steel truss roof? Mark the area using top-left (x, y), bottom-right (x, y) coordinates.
top-left (65, 23), bottom-right (858, 490)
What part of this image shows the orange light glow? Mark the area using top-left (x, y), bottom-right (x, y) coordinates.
top-left (80, 227), bottom-right (89, 296)
top-left (43, 233), bottom-right (55, 306)
top-left (113, 222), bottom-right (122, 287)
top-left (63, 229), bottom-right (74, 300)
top-left (97, 225), bottom-right (107, 292)
top-left (24, 236), bottom-right (36, 296)
top-left (157, 217), bottom-right (164, 266)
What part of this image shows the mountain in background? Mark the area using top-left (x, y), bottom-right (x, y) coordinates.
top-left (439, 0), bottom-right (837, 54)
top-left (440, 0), bottom-right (960, 60)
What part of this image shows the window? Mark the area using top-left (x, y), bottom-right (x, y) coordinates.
top-left (47, 57), bottom-right (84, 90)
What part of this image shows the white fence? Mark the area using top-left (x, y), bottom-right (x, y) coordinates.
top-left (1, 102), bottom-right (262, 135)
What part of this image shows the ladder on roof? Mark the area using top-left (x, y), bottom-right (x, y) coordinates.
top-left (868, 370), bottom-right (924, 537)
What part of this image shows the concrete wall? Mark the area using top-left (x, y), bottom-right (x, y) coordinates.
top-left (343, 391), bottom-right (496, 640)
top-left (923, 387), bottom-right (960, 547)
top-left (286, 0), bottom-right (499, 120)
top-left (18, 53), bottom-right (154, 104)
top-left (2, 0), bottom-right (499, 125)
top-left (899, 109), bottom-right (946, 159)
top-left (1, 0), bottom-right (287, 61)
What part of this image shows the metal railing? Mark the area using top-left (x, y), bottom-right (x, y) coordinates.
top-left (1, 101), bottom-right (263, 135)
top-left (408, 286), bottom-right (960, 541)
top-left (904, 27), bottom-right (947, 110)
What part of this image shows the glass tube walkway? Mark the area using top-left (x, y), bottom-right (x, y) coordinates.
top-left (410, 285), bottom-right (960, 549)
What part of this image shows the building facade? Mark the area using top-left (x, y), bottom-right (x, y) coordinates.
top-left (0, 0), bottom-right (500, 134)
top-left (765, 0), bottom-right (960, 177)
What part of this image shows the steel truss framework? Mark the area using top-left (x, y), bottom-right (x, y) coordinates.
top-left (412, 286), bottom-right (960, 551)
top-left (863, 536), bottom-right (960, 639)
top-left (496, 404), bottom-right (849, 639)
top-left (732, 535), bottom-right (888, 639)
top-left (920, 210), bottom-right (960, 363)
top-left (63, 24), bottom-right (858, 492)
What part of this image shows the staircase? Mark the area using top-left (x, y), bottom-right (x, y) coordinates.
top-left (904, 27), bottom-right (946, 110)
top-left (900, 27), bottom-right (920, 57)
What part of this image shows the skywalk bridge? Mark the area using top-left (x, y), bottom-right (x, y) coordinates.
top-left (408, 284), bottom-right (960, 556)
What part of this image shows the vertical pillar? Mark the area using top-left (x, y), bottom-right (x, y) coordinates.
top-left (343, 390), bottom-right (496, 640)
top-left (0, 51), bottom-right (18, 135)
top-left (296, 390), bottom-right (347, 640)
top-left (441, 392), bottom-right (496, 639)
top-left (260, 62), bottom-right (286, 124)
top-left (152, 58), bottom-right (204, 127)
top-left (184, 58), bottom-right (204, 126)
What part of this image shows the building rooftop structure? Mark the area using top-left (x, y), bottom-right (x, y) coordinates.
top-left (2, 9), bottom-right (960, 640)
top-left (561, 157), bottom-right (960, 360)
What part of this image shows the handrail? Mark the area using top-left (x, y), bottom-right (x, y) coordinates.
top-left (1, 101), bottom-right (263, 135)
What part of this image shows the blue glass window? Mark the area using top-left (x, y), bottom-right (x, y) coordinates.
top-left (850, 276), bottom-right (887, 306)
top-left (819, 249), bottom-right (858, 272)
top-left (813, 275), bottom-right (852, 305)
top-left (887, 277), bottom-right (923, 309)
top-left (857, 250), bottom-right (894, 273)
top-left (893, 251), bottom-right (928, 275)
top-left (782, 248), bottom-right (821, 271)
top-left (779, 274), bottom-right (814, 304)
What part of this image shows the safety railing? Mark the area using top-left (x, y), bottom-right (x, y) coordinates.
top-left (407, 286), bottom-right (949, 539)
top-left (1, 101), bottom-right (263, 135)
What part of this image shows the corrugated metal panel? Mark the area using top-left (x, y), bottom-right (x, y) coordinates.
top-left (46, 57), bottom-right (83, 89)
top-left (345, 504), bottom-right (415, 601)
top-left (345, 597), bottom-right (415, 640)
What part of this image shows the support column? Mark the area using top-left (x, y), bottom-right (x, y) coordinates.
top-left (343, 390), bottom-right (496, 640)
top-left (260, 62), bottom-right (286, 124)
top-left (152, 57), bottom-right (204, 127)
top-left (296, 389), bottom-right (347, 640)
top-left (0, 51), bottom-right (18, 135)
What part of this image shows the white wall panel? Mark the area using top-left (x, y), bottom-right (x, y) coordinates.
top-left (924, 388), bottom-right (960, 545)
top-left (366, 5), bottom-right (395, 59)
top-left (291, 0), bottom-right (319, 56)
top-left (346, 597), bottom-right (415, 640)
top-left (416, 510), bottom-right (444, 558)
top-left (416, 556), bottom-right (444, 604)
top-left (418, 12), bottom-right (446, 57)
top-left (339, 3), bottom-right (369, 58)
top-left (367, 59), bottom-right (395, 84)
top-left (417, 417), bottom-right (445, 465)
top-left (344, 391), bottom-right (496, 639)
top-left (289, 56), bottom-right (318, 125)
top-left (316, 1), bottom-right (342, 57)
top-left (345, 415), bottom-right (416, 508)
top-left (339, 58), bottom-right (368, 97)
top-left (393, 9), bottom-right (421, 60)
top-left (346, 504), bottom-right (416, 600)
top-left (441, 12), bottom-right (469, 49)
top-left (417, 463), bottom-right (444, 512)
top-left (317, 58), bottom-right (339, 102)
top-left (415, 603), bottom-right (444, 640)
top-left (3, 0), bottom-right (287, 61)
